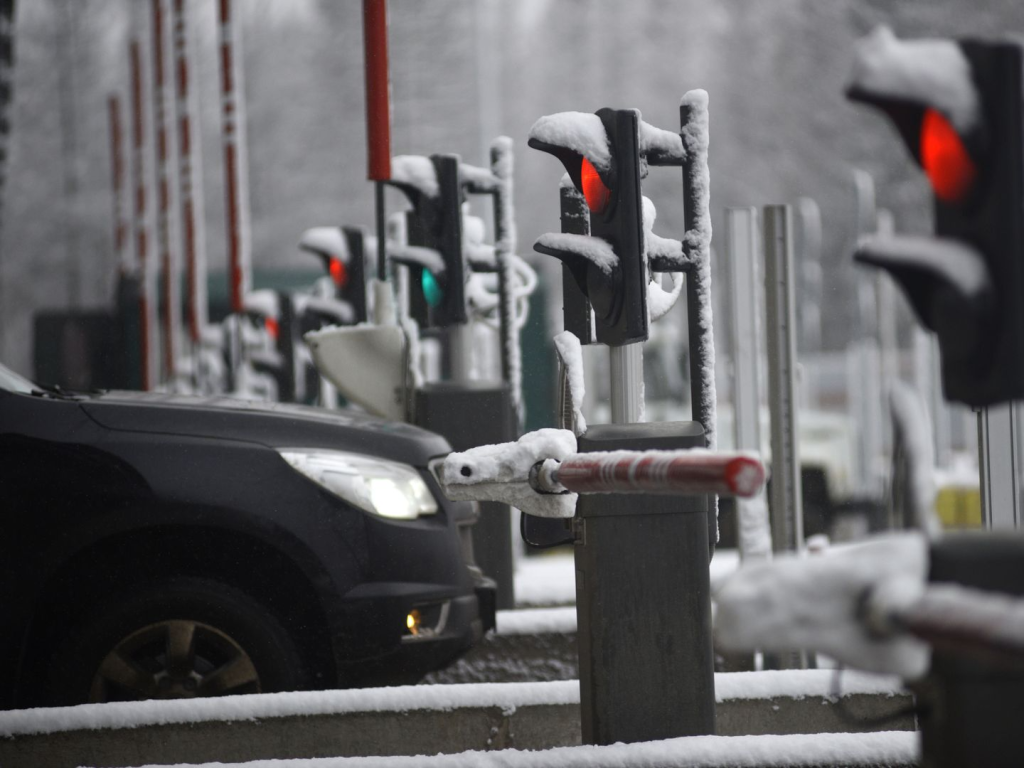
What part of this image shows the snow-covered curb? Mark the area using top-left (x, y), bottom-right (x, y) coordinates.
top-left (497, 607), bottom-right (577, 635)
top-left (0, 671), bottom-right (907, 739)
top-left (127, 731), bottom-right (918, 768)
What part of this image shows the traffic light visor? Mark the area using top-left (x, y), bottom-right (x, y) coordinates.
top-left (921, 108), bottom-right (976, 203)
top-left (581, 156), bottom-right (611, 214)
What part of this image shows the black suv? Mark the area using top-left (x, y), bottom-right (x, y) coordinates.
top-left (0, 363), bottom-right (495, 708)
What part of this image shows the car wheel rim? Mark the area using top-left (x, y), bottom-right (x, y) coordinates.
top-left (89, 619), bottom-right (261, 702)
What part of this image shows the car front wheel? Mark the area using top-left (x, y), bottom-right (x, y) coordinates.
top-left (46, 577), bottom-right (309, 705)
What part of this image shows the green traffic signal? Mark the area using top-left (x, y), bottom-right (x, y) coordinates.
top-left (422, 269), bottom-right (444, 308)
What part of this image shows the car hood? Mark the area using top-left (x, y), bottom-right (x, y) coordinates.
top-left (81, 391), bottom-right (451, 467)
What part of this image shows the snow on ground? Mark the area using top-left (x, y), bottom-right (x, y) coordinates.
top-left (1, 670), bottom-right (906, 739)
top-left (127, 731), bottom-right (917, 768)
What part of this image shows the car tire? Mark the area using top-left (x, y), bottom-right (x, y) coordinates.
top-left (44, 576), bottom-right (310, 705)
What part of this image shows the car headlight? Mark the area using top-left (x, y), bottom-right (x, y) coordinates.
top-left (278, 449), bottom-right (438, 520)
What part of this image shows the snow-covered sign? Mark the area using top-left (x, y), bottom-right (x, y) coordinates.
top-left (848, 26), bottom-right (980, 134)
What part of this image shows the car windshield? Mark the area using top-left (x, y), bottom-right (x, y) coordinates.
top-left (0, 362), bottom-right (36, 394)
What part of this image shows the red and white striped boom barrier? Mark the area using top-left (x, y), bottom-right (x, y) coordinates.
top-left (107, 95), bottom-right (128, 273)
top-left (536, 451), bottom-right (765, 498)
top-left (218, 0), bottom-right (252, 313)
top-left (171, 0), bottom-right (207, 345)
top-left (129, 38), bottom-right (156, 390)
top-left (151, 0), bottom-right (180, 382)
top-left (441, 429), bottom-right (766, 519)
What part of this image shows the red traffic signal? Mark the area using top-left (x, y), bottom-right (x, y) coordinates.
top-left (847, 27), bottom-right (1024, 406)
top-left (920, 108), bottom-right (977, 203)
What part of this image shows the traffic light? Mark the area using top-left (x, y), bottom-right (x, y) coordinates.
top-left (298, 226), bottom-right (368, 325)
top-left (386, 154), bottom-right (467, 328)
top-left (528, 109), bottom-right (646, 346)
top-left (847, 28), bottom-right (1024, 406)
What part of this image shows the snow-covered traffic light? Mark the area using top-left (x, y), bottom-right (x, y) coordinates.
top-left (528, 109), bottom-right (647, 346)
top-left (386, 154), bottom-right (467, 328)
top-left (299, 226), bottom-right (369, 325)
top-left (847, 28), bottom-right (1024, 407)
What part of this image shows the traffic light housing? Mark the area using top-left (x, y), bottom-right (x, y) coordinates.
top-left (847, 29), bottom-right (1024, 406)
top-left (529, 108), bottom-right (647, 346)
top-left (298, 226), bottom-right (368, 324)
top-left (386, 154), bottom-right (467, 328)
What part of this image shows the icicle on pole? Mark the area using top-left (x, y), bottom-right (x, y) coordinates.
top-left (171, 0), bottom-right (208, 345)
top-left (218, 0), bottom-right (252, 314)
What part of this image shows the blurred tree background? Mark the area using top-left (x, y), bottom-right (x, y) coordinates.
top-left (0, 0), bottom-right (1021, 378)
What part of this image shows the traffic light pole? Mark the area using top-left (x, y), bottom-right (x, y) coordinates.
top-left (609, 344), bottom-right (643, 424)
top-left (978, 403), bottom-right (1023, 529)
top-left (763, 205), bottom-right (805, 550)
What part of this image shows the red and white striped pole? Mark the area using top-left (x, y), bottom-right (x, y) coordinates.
top-left (218, 0), bottom-right (252, 314)
top-left (130, 39), bottom-right (157, 390)
top-left (170, 0), bottom-right (207, 347)
top-left (107, 95), bottom-right (128, 275)
top-left (151, 0), bottom-right (181, 384)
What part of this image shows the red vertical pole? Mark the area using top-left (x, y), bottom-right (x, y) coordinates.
top-left (171, 0), bottom-right (206, 345)
top-left (363, 0), bottom-right (391, 282)
top-left (152, 0), bottom-right (180, 383)
top-left (108, 95), bottom-right (127, 273)
top-left (363, 0), bottom-right (391, 183)
top-left (130, 40), bottom-right (155, 391)
top-left (219, 0), bottom-right (251, 314)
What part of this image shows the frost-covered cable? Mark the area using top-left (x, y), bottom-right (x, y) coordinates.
top-left (681, 89), bottom-right (715, 452)
top-left (491, 136), bottom-right (523, 427)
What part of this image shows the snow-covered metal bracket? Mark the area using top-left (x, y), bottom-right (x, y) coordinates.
top-left (440, 428), bottom-right (765, 519)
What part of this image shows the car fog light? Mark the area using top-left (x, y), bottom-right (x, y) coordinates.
top-left (402, 601), bottom-right (451, 641)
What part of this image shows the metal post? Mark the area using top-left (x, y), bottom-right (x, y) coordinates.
top-left (796, 197), bottom-right (822, 408)
top-left (727, 207), bottom-right (771, 563)
top-left (764, 204), bottom-right (807, 671)
top-left (979, 403), bottom-right (1022, 529)
top-left (727, 207), bottom-right (762, 461)
top-left (609, 343), bottom-right (643, 424)
top-left (914, 328), bottom-right (952, 468)
top-left (763, 205), bottom-right (804, 554)
top-left (575, 423), bottom-right (714, 745)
